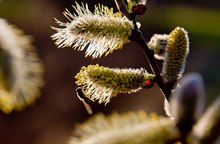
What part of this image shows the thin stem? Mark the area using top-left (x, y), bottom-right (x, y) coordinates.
top-left (129, 13), bottom-right (138, 29)
top-left (139, 38), bottom-right (170, 100)
top-left (129, 29), bottom-right (171, 100)
top-left (115, 0), bottom-right (171, 100)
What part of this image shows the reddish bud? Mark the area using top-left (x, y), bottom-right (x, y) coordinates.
top-left (132, 4), bottom-right (147, 15)
top-left (143, 79), bottom-right (154, 89)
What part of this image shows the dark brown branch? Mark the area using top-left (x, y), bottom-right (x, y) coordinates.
top-left (115, 0), bottom-right (171, 100)
top-left (129, 29), bottom-right (171, 100)
top-left (129, 13), bottom-right (138, 29)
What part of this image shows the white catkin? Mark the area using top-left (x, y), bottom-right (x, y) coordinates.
top-left (51, 2), bottom-right (133, 58)
top-left (75, 65), bottom-right (154, 104)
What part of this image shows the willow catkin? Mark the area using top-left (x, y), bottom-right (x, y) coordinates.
top-left (162, 27), bottom-right (189, 83)
top-left (75, 64), bottom-right (154, 104)
top-left (69, 111), bottom-right (180, 144)
top-left (51, 2), bottom-right (134, 58)
top-left (0, 18), bottom-right (44, 113)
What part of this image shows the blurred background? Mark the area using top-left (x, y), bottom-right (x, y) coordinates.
top-left (0, 0), bottom-right (219, 143)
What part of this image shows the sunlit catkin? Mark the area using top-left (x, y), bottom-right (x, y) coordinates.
top-left (51, 2), bottom-right (133, 58)
top-left (0, 18), bottom-right (44, 113)
top-left (75, 64), bottom-right (154, 104)
top-left (147, 34), bottom-right (169, 60)
top-left (69, 111), bottom-right (180, 144)
top-left (161, 27), bottom-right (189, 83)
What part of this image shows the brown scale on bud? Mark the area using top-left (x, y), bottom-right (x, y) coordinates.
top-left (127, 0), bottom-right (147, 15)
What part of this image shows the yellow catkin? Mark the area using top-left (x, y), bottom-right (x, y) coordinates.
top-left (75, 64), bottom-right (154, 104)
top-left (162, 27), bottom-right (189, 82)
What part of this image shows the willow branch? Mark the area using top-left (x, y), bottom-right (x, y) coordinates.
top-left (115, 0), bottom-right (171, 100)
top-left (130, 13), bottom-right (138, 29)
top-left (129, 29), bottom-right (171, 100)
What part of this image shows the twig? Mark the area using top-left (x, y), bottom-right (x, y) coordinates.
top-left (129, 13), bottom-right (138, 29)
top-left (129, 29), bottom-right (171, 100)
top-left (115, 0), bottom-right (171, 100)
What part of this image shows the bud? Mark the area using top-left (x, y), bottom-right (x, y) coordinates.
top-left (51, 2), bottom-right (134, 58)
top-left (75, 64), bottom-right (154, 104)
top-left (127, 0), bottom-right (147, 15)
top-left (0, 18), bottom-right (44, 113)
top-left (170, 73), bottom-right (205, 135)
top-left (143, 79), bottom-right (154, 89)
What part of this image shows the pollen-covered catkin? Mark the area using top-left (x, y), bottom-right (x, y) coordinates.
top-left (161, 27), bottom-right (189, 83)
top-left (75, 64), bottom-right (154, 104)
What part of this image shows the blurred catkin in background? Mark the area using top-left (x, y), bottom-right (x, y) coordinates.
top-left (0, 18), bottom-right (44, 113)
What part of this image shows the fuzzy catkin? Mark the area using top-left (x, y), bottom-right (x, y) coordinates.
top-left (75, 64), bottom-right (154, 104)
top-left (170, 73), bottom-right (205, 135)
top-left (69, 111), bottom-right (180, 144)
top-left (0, 18), bottom-right (44, 113)
top-left (147, 34), bottom-right (169, 60)
top-left (51, 2), bottom-right (133, 58)
top-left (162, 27), bottom-right (189, 82)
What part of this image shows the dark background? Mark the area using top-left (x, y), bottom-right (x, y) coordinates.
top-left (0, 0), bottom-right (220, 143)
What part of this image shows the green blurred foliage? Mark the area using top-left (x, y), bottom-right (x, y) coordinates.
top-left (144, 5), bottom-right (220, 45)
